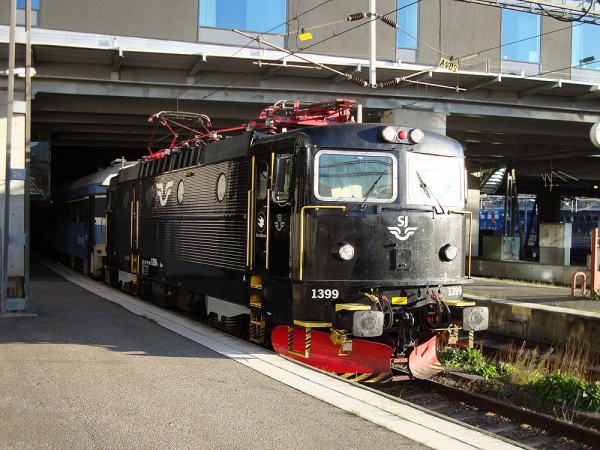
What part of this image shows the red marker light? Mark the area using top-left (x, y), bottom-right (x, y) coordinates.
top-left (398, 129), bottom-right (408, 140)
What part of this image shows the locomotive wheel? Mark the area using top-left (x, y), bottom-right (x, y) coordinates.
top-left (221, 315), bottom-right (242, 336)
top-left (208, 313), bottom-right (247, 338)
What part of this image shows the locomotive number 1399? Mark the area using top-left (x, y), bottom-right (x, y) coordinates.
top-left (311, 289), bottom-right (340, 299)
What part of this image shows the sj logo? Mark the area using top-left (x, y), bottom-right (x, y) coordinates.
top-left (156, 181), bottom-right (174, 206)
top-left (274, 214), bottom-right (286, 232)
top-left (256, 212), bottom-right (266, 233)
top-left (388, 215), bottom-right (418, 241)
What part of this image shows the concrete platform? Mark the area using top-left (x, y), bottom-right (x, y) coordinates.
top-left (0, 262), bottom-right (519, 450)
top-left (471, 257), bottom-right (586, 287)
top-left (465, 276), bottom-right (600, 347)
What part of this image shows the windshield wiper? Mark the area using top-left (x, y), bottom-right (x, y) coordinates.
top-left (359, 169), bottom-right (387, 211)
top-left (416, 171), bottom-right (446, 214)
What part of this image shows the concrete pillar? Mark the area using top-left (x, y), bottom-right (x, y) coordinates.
top-left (1, 0), bottom-right (32, 315)
top-left (0, 110), bottom-right (27, 309)
top-left (539, 223), bottom-right (572, 266)
top-left (536, 191), bottom-right (572, 266)
top-left (465, 160), bottom-right (481, 257)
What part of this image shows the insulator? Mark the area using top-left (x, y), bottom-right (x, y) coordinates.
top-left (346, 12), bottom-right (366, 22)
top-left (377, 78), bottom-right (401, 89)
top-left (349, 75), bottom-right (368, 87)
top-left (379, 15), bottom-right (398, 29)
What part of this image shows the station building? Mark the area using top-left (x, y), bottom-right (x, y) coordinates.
top-left (2, 0), bottom-right (600, 311)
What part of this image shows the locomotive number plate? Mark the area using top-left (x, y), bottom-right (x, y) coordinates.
top-left (444, 285), bottom-right (463, 299)
top-left (311, 289), bottom-right (340, 299)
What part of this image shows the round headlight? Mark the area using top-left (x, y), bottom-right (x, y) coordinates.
top-left (409, 128), bottom-right (425, 144)
top-left (380, 126), bottom-right (397, 143)
top-left (440, 243), bottom-right (458, 262)
top-left (335, 243), bottom-right (355, 261)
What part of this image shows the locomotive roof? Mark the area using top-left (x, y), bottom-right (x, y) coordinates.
top-left (112, 123), bottom-right (464, 184)
top-left (53, 159), bottom-right (138, 202)
top-left (252, 123), bottom-right (464, 157)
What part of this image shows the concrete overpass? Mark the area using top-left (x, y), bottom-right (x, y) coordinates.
top-left (2, 1), bottom-right (600, 314)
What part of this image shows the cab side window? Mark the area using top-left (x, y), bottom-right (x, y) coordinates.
top-left (272, 154), bottom-right (294, 206)
top-left (256, 161), bottom-right (269, 201)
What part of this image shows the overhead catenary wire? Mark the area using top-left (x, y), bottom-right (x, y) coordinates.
top-left (455, 20), bottom-right (588, 76)
top-left (234, 2), bottom-right (466, 91)
top-left (537, 0), bottom-right (595, 23)
top-left (246, 1), bottom-right (449, 90)
top-left (452, 0), bottom-right (600, 24)
top-left (529, 54), bottom-right (598, 78)
top-left (179, 0), bottom-right (595, 112)
top-left (124, 0), bottom-right (379, 139)
top-left (346, 5), bottom-right (452, 59)
top-left (175, 0), bottom-right (336, 102)
top-left (189, 0), bottom-right (597, 101)
top-left (233, 29), bottom-right (369, 87)
top-left (114, 1), bottom-right (336, 144)
top-left (183, 0), bottom-right (462, 99)
top-left (114, 0), bottom-right (599, 151)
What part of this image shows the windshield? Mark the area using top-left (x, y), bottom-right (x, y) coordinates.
top-left (406, 152), bottom-right (465, 207)
top-left (314, 150), bottom-right (397, 203)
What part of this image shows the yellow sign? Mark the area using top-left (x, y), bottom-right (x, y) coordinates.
top-left (299, 32), bottom-right (313, 41)
top-left (438, 57), bottom-right (459, 72)
top-left (391, 296), bottom-right (408, 305)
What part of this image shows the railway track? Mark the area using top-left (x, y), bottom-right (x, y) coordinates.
top-left (57, 263), bottom-right (600, 448)
top-left (378, 375), bottom-right (599, 449)
top-left (191, 304), bottom-right (600, 449)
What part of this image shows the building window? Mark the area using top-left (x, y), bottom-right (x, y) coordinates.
top-left (396, 0), bottom-right (418, 49)
top-left (16, 0), bottom-right (40, 27)
top-left (501, 9), bottom-right (540, 63)
top-left (199, 0), bottom-right (286, 34)
top-left (572, 23), bottom-right (600, 71)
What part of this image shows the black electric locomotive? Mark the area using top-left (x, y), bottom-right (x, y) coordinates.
top-left (105, 100), bottom-right (488, 380)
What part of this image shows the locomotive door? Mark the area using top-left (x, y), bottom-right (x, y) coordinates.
top-left (252, 157), bottom-right (270, 272)
top-left (250, 152), bottom-right (294, 343)
top-left (251, 153), bottom-right (293, 275)
top-left (130, 182), bottom-right (141, 295)
top-left (268, 153), bottom-right (293, 277)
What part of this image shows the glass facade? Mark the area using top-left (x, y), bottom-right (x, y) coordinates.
top-left (17, 0), bottom-right (40, 8)
top-left (396, 0), bottom-right (418, 49)
top-left (199, 0), bottom-right (286, 34)
top-left (501, 9), bottom-right (540, 63)
top-left (572, 23), bottom-right (600, 70)
top-left (16, 0), bottom-right (40, 26)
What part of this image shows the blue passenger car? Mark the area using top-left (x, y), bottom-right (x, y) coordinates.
top-left (52, 159), bottom-right (137, 277)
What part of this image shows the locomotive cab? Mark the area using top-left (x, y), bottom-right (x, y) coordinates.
top-left (249, 123), bottom-right (487, 378)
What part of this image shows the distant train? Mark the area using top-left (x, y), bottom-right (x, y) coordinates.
top-left (479, 205), bottom-right (599, 263)
top-left (50, 159), bottom-right (136, 277)
top-left (57, 100), bottom-right (489, 380)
